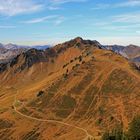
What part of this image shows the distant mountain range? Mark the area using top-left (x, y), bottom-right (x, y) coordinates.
top-left (0, 43), bottom-right (50, 63)
top-left (0, 43), bottom-right (50, 50)
top-left (102, 44), bottom-right (140, 66)
top-left (102, 44), bottom-right (140, 58)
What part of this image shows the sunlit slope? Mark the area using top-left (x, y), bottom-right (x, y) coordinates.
top-left (0, 38), bottom-right (140, 140)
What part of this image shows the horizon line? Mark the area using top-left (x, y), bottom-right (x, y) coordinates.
top-left (1, 36), bottom-right (140, 46)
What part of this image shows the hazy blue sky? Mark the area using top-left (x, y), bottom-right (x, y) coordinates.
top-left (0, 0), bottom-right (140, 45)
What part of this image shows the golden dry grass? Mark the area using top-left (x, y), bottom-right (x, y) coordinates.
top-left (0, 46), bottom-right (140, 140)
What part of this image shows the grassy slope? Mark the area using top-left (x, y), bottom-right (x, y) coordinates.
top-left (0, 47), bottom-right (140, 140)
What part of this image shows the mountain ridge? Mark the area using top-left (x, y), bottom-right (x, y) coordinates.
top-left (1, 37), bottom-right (140, 65)
top-left (1, 37), bottom-right (140, 72)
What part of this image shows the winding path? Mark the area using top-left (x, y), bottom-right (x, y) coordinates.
top-left (13, 92), bottom-right (94, 140)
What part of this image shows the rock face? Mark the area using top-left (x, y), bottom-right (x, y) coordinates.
top-left (0, 37), bottom-right (140, 140)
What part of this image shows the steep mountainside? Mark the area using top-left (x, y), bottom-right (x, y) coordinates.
top-left (0, 37), bottom-right (140, 140)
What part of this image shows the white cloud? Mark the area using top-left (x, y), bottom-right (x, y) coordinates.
top-left (23, 15), bottom-right (64, 25)
top-left (92, 0), bottom-right (140, 10)
top-left (91, 14), bottom-right (140, 32)
top-left (50, 0), bottom-right (88, 5)
top-left (117, 0), bottom-right (140, 7)
top-left (54, 16), bottom-right (65, 25)
top-left (47, 0), bottom-right (87, 11)
top-left (0, 0), bottom-right (88, 16)
top-left (0, 0), bottom-right (44, 16)
top-left (112, 12), bottom-right (140, 23)
top-left (48, 6), bottom-right (61, 10)
top-left (91, 11), bottom-right (140, 26)
top-left (23, 15), bottom-right (58, 24)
